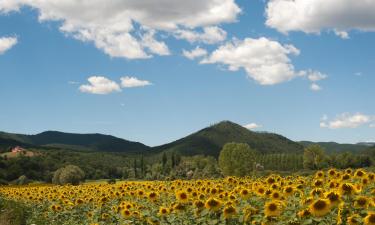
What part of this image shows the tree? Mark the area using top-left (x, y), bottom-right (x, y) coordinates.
top-left (52, 165), bottom-right (85, 185)
top-left (303, 145), bottom-right (326, 170)
top-left (218, 142), bottom-right (256, 177)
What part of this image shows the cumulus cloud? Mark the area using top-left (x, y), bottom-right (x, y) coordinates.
top-left (0, 36), bottom-right (17, 54)
top-left (79, 76), bottom-right (121, 95)
top-left (320, 113), bottom-right (374, 129)
top-left (201, 37), bottom-right (325, 86)
top-left (266, 0), bottom-right (375, 38)
top-left (182, 47), bottom-right (208, 60)
top-left (175, 26), bottom-right (227, 44)
top-left (244, 123), bottom-right (262, 130)
top-left (310, 83), bottom-right (322, 91)
top-left (0, 0), bottom-right (240, 59)
top-left (120, 76), bottom-right (152, 88)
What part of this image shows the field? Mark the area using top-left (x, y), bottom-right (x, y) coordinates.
top-left (0, 169), bottom-right (375, 225)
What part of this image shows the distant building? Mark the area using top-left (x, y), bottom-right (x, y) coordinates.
top-left (11, 146), bottom-right (25, 153)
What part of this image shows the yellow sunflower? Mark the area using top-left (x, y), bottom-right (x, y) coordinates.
top-left (264, 201), bottom-right (282, 217)
top-left (364, 212), bottom-right (375, 225)
top-left (223, 205), bottom-right (237, 219)
top-left (205, 197), bottom-right (222, 211)
top-left (309, 199), bottom-right (331, 217)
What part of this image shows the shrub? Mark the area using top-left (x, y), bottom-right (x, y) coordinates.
top-left (52, 165), bottom-right (85, 185)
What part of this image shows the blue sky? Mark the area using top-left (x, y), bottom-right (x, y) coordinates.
top-left (0, 0), bottom-right (374, 146)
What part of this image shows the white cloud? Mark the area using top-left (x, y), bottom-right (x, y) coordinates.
top-left (175, 26), bottom-right (227, 44)
top-left (201, 37), bottom-right (324, 86)
top-left (320, 113), bottom-right (374, 129)
top-left (306, 70), bottom-right (327, 82)
top-left (79, 76), bottom-right (121, 95)
top-left (120, 76), bottom-right (152, 88)
top-left (141, 30), bottom-right (170, 56)
top-left (0, 0), bottom-right (240, 59)
top-left (244, 123), bottom-right (262, 130)
top-left (266, 0), bottom-right (375, 38)
top-left (370, 124), bottom-right (375, 128)
top-left (310, 83), bottom-right (322, 91)
top-left (0, 36), bottom-right (17, 54)
top-left (182, 47), bottom-right (208, 60)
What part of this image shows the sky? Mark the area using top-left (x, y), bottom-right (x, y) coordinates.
top-left (0, 0), bottom-right (374, 146)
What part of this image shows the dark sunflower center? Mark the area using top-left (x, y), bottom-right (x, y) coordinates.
top-left (369, 214), bottom-right (375, 223)
top-left (286, 187), bottom-right (293, 193)
top-left (180, 193), bottom-right (187, 199)
top-left (357, 198), bottom-right (367, 206)
top-left (225, 207), bottom-right (235, 213)
top-left (208, 200), bottom-right (219, 207)
top-left (328, 193), bottom-right (339, 202)
top-left (313, 200), bottom-right (327, 210)
top-left (268, 203), bottom-right (277, 211)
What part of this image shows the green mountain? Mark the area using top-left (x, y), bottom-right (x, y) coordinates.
top-left (0, 131), bottom-right (150, 153)
top-left (299, 141), bottom-right (369, 153)
top-left (152, 121), bottom-right (304, 157)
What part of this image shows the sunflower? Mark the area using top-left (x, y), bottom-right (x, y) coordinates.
top-left (256, 187), bottom-right (266, 196)
top-left (240, 189), bottom-right (251, 199)
top-left (148, 191), bottom-right (158, 201)
top-left (205, 197), bottom-right (222, 211)
top-left (193, 200), bottom-right (205, 209)
top-left (121, 209), bottom-right (132, 218)
top-left (223, 205), bottom-right (237, 219)
top-left (339, 183), bottom-right (356, 195)
top-left (354, 196), bottom-right (370, 209)
top-left (354, 169), bottom-right (366, 178)
top-left (283, 186), bottom-right (294, 197)
top-left (309, 199), bottom-right (331, 217)
top-left (324, 191), bottom-right (341, 207)
top-left (297, 209), bottom-right (311, 218)
top-left (158, 207), bottom-right (169, 217)
top-left (264, 201), bottom-right (282, 217)
top-left (364, 212), bottom-right (375, 225)
top-left (347, 214), bottom-right (361, 225)
top-left (175, 190), bottom-right (189, 203)
top-left (270, 191), bottom-right (282, 200)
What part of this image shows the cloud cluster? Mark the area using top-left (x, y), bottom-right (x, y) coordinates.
top-left (0, 36), bottom-right (17, 54)
top-left (79, 76), bottom-right (121, 95)
top-left (182, 47), bottom-right (208, 60)
top-left (201, 37), bottom-right (326, 88)
top-left (266, 0), bottom-right (375, 38)
top-left (120, 76), bottom-right (152, 88)
top-left (243, 123), bottom-right (262, 130)
top-left (174, 26), bottom-right (227, 44)
top-left (80, 76), bottom-right (151, 94)
top-left (0, 0), bottom-right (240, 59)
top-left (320, 113), bottom-right (374, 129)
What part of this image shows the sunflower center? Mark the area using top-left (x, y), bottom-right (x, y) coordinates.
top-left (369, 214), bottom-right (375, 223)
top-left (357, 198), bottom-right (367, 206)
top-left (268, 203), bottom-right (277, 211)
top-left (313, 200), bottom-right (327, 210)
top-left (180, 193), bottom-right (187, 199)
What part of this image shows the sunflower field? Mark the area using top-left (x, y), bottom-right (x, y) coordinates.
top-left (0, 168), bottom-right (374, 225)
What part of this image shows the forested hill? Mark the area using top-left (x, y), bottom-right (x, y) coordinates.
top-left (152, 121), bottom-right (304, 157)
top-left (299, 141), bottom-right (371, 153)
top-left (0, 131), bottom-right (150, 153)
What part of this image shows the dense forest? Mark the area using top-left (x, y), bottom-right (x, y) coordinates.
top-left (0, 121), bottom-right (374, 184)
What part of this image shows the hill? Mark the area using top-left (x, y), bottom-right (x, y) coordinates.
top-left (299, 141), bottom-right (369, 153)
top-left (152, 121), bottom-right (304, 157)
top-left (0, 131), bottom-right (150, 153)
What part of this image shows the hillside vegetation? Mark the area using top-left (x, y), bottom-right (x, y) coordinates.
top-left (153, 121), bottom-right (304, 157)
